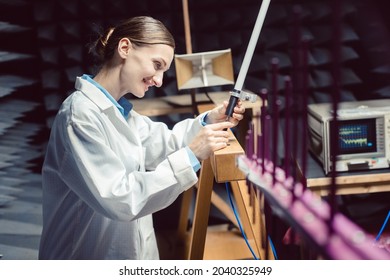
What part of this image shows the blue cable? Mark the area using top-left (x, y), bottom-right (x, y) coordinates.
top-left (268, 236), bottom-right (279, 260)
top-left (375, 210), bottom-right (390, 242)
top-left (225, 182), bottom-right (259, 260)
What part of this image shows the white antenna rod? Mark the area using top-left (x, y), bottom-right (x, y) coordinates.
top-left (235, 0), bottom-right (271, 91)
top-left (225, 0), bottom-right (271, 117)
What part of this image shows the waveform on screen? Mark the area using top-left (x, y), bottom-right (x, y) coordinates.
top-left (339, 125), bottom-right (367, 136)
top-left (339, 137), bottom-right (369, 146)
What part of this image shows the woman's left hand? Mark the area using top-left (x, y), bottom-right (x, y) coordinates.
top-left (206, 100), bottom-right (245, 127)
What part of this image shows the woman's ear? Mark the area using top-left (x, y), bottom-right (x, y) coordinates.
top-left (117, 38), bottom-right (132, 58)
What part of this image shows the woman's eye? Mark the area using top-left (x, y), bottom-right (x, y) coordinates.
top-left (154, 61), bottom-right (162, 70)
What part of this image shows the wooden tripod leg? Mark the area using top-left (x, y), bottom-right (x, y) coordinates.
top-left (187, 158), bottom-right (214, 260)
top-left (175, 187), bottom-right (194, 259)
top-left (177, 187), bottom-right (193, 241)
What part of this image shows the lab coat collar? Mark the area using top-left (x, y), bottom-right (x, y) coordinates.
top-left (74, 76), bottom-right (142, 146)
top-left (81, 74), bottom-right (133, 119)
top-left (75, 76), bottom-right (114, 113)
top-left (75, 77), bottom-right (134, 126)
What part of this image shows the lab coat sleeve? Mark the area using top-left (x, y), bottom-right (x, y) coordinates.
top-left (134, 111), bottom-right (207, 170)
top-left (61, 119), bottom-right (198, 222)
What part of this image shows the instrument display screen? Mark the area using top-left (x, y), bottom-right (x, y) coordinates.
top-left (331, 118), bottom-right (377, 155)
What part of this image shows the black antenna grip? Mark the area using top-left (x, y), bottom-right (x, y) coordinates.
top-left (225, 90), bottom-right (240, 117)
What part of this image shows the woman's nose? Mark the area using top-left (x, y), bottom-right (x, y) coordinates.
top-left (153, 74), bottom-right (163, 87)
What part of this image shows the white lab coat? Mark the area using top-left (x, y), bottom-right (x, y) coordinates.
top-left (39, 77), bottom-right (206, 259)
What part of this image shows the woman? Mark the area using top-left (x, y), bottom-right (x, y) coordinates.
top-left (39, 16), bottom-right (245, 259)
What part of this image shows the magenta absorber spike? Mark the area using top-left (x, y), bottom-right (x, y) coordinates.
top-left (284, 76), bottom-right (292, 177)
top-left (272, 99), bottom-right (281, 186)
top-left (300, 37), bottom-right (310, 189)
top-left (260, 89), bottom-right (268, 174)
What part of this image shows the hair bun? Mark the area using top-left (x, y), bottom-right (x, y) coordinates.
top-left (88, 26), bottom-right (115, 65)
top-left (101, 27), bottom-right (114, 47)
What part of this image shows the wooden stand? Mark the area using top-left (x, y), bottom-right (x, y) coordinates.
top-left (177, 103), bottom-right (273, 260)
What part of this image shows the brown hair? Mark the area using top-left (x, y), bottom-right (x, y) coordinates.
top-left (89, 16), bottom-right (175, 66)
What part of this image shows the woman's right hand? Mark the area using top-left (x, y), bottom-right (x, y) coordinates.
top-left (188, 121), bottom-right (234, 160)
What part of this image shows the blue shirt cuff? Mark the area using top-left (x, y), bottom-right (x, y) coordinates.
top-left (185, 146), bottom-right (201, 172)
top-left (201, 113), bottom-right (208, 126)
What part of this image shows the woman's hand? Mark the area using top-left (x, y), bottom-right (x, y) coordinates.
top-left (205, 100), bottom-right (245, 127)
top-left (188, 121), bottom-right (234, 160)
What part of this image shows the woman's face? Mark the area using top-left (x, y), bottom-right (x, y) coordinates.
top-left (119, 39), bottom-right (174, 98)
